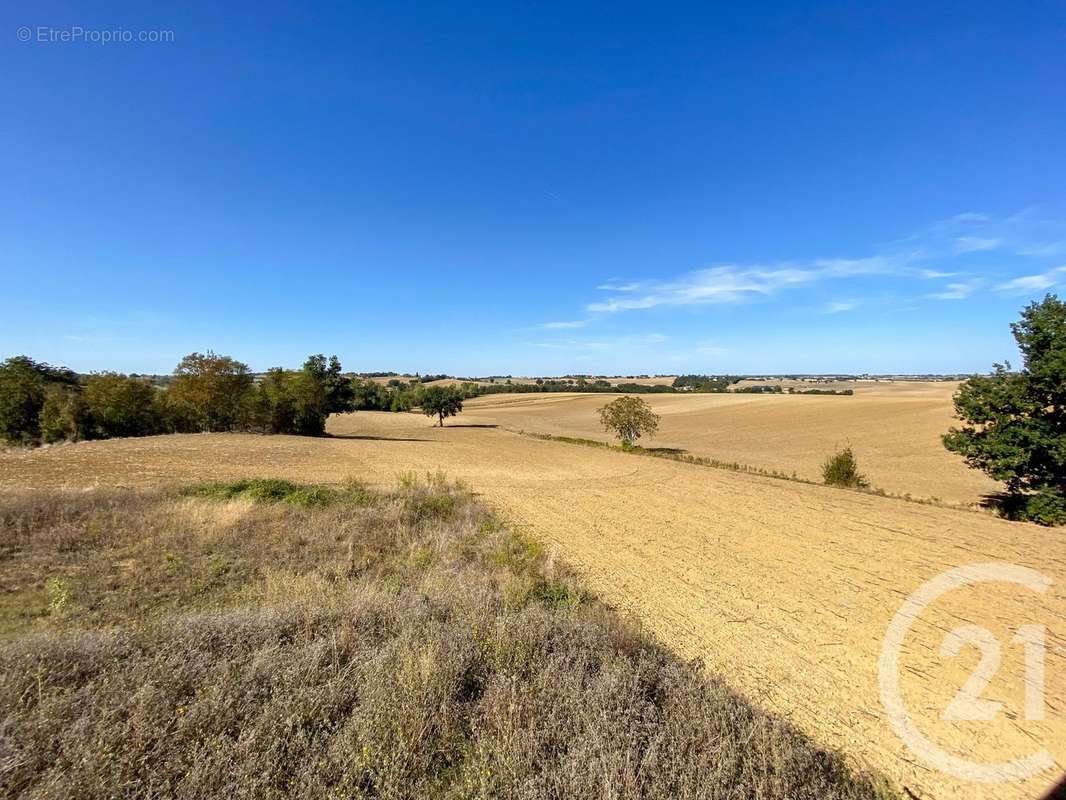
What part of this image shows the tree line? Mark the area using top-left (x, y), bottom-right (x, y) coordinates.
top-left (0, 353), bottom-right (346, 445)
top-left (0, 351), bottom-right (478, 447)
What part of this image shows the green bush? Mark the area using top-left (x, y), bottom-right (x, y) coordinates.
top-left (821, 446), bottom-right (869, 489)
top-left (1011, 488), bottom-right (1066, 526)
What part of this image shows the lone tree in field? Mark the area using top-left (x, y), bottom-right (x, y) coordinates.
top-left (598, 396), bottom-right (660, 447)
top-left (421, 385), bottom-right (464, 427)
top-left (943, 294), bottom-right (1066, 524)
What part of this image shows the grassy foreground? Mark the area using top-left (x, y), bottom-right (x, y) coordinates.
top-left (0, 476), bottom-right (891, 799)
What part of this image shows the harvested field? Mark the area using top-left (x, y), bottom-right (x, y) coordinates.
top-left (0, 414), bottom-right (1062, 799)
top-left (460, 381), bottom-right (1000, 506)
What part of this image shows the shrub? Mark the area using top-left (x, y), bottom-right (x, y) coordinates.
top-left (821, 446), bottom-right (869, 488)
top-left (1021, 489), bottom-right (1066, 525)
top-left (997, 487), bottom-right (1066, 526)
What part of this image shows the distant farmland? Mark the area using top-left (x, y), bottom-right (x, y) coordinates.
top-left (460, 380), bottom-right (999, 506)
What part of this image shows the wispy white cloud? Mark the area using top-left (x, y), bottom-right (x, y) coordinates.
top-left (813, 255), bottom-right (906, 276)
top-left (1018, 241), bottom-right (1066, 257)
top-left (925, 279), bottom-right (984, 300)
top-left (995, 267), bottom-right (1066, 294)
top-left (587, 266), bottom-right (819, 313)
top-left (563, 209), bottom-right (1066, 321)
top-left (954, 236), bottom-right (1002, 253)
top-left (693, 341), bottom-right (730, 355)
top-left (530, 333), bottom-right (668, 350)
top-left (537, 319), bottom-right (588, 330)
top-left (823, 301), bottom-right (858, 314)
top-left (64, 333), bottom-right (120, 343)
top-left (585, 253), bottom-right (915, 315)
top-left (914, 268), bottom-right (959, 279)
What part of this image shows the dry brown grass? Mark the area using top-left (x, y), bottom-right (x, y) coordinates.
top-left (0, 478), bottom-right (890, 800)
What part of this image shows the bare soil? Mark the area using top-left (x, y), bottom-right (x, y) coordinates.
top-left (460, 381), bottom-right (1000, 506)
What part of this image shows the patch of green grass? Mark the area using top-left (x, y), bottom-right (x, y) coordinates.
top-left (490, 529), bottom-right (543, 575)
top-left (527, 576), bottom-right (586, 609)
top-left (404, 492), bottom-right (457, 521)
top-left (183, 478), bottom-right (373, 508)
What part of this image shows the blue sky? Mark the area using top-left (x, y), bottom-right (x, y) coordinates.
top-left (2, 1), bottom-right (1064, 375)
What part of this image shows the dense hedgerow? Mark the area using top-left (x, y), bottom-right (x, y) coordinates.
top-left (0, 478), bottom-right (893, 800)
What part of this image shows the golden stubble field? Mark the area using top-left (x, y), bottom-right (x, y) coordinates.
top-left (1, 405), bottom-right (1062, 800)
top-left (460, 381), bottom-right (1002, 506)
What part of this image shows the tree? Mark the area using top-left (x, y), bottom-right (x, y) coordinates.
top-left (258, 368), bottom-right (298, 434)
top-left (302, 354), bottom-right (354, 415)
top-left (255, 355), bottom-right (355, 437)
top-left (0, 356), bottom-right (78, 445)
top-left (83, 373), bottom-right (160, 438)
top-left (352, 378), bottom-right (390, 411)
top-left (598, 396), bottom-right (660, 447)
top-left (421, 385), bottom-right (463, 426)
top-left (944, 294), bottom-right (1066, 524)
top-left (290, 354), bottom-right (355, 436)
top-left (167, 352), bottom-right (256, 432)
top-left (40, 384), bottom-right (91, 443)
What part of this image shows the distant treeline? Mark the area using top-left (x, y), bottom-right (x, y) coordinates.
top-left (672, 375), bottom-right (742, 392)
top-left (0, 353), bottom-right (358, 446)
top-left (787, 387), bottom-right (854, 396)
top-left (734, 384), bottom-right (784, 394)
top-left (0, 356), bottom-right (855, 447)
top-left (479, 378), bottom-right (675, 395)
